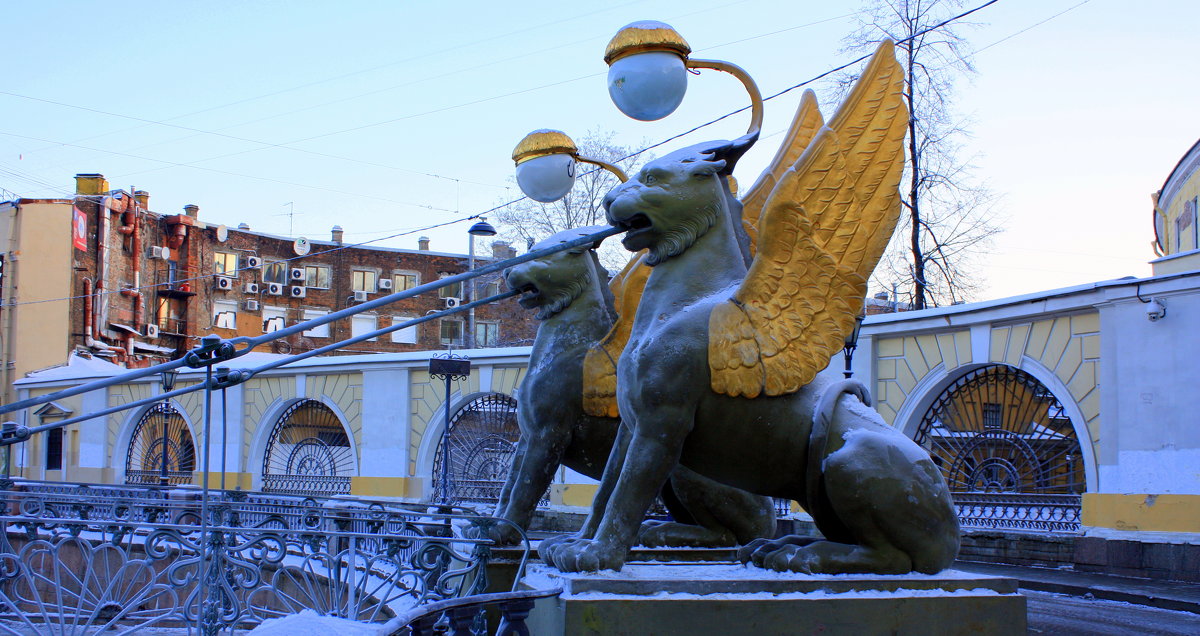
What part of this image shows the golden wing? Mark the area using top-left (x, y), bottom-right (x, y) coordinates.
top-left (709, 40), bottom-right (907, 398)
top-left (738, 89), bottom-right (825, 255)
top-left (582, 250), bottom-right (651, 417)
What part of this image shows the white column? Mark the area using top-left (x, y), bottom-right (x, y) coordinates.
top-left (360, 368), bottom-right (410, 478)
top-left (76, 384), bottom-right (109, 470)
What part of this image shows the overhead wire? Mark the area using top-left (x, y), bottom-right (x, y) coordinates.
top-left (2, 0), bottom-right (1018, 311)
top-left (9, 1), bottom-right (650, 158)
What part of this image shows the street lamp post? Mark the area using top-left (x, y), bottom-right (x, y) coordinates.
top-left (842, 314), bottom-right (866, 379)
top-left (429, 353), bottom-right (471, 504)
top-left (158, 368), bottom-right (179, 486)
top-left (466, 218), bottom-right (496, 349)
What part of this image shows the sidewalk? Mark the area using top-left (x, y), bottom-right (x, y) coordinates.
top-left (955, 561), bottom-right (1200, 614)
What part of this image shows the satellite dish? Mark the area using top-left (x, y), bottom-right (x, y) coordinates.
top-left (215, 225), bottom-right (228, 242)
top-left (293, 236), bottom-right (311, 256)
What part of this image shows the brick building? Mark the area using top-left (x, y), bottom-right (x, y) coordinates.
top-left (0, 174), bottom-right (536, 403)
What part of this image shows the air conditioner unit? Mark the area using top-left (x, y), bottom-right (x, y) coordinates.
top-left (244, 256), bottom-right (262, 269)
top-left (146, 246), bottom-right (171, 260)
top-left (244, 299), bottom-right (260, 311)
top-left (444, 297), bottom-right (461, 309)
top-left (289, 267), bottom-right (305, 282)
top-left (353, 290), bottom-right (368, 303)
top-left (378, 279), bottom-right (393, 291)
top-left (267, 282), bottom-right (284, 296)
top-left (289, 285), bottom-right (306, 298)
top-left (145, 323), bottom-right (160, 338)
top-left (243, 283), bottom-right (259, 294)
top-left (215, 276), bottom-right (234, 291)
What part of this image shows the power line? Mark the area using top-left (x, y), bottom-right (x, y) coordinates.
top-left (0, 130), bottom-right (457, 212)
top-left (1, 0), bottom-right (1011, 311)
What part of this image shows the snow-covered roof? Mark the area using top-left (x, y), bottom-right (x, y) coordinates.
top-left (16, 353), bottom-right (125, 385)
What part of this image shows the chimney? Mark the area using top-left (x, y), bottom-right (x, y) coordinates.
top-left (331, 225), bottom-right (344, 244)
top-left (74, 173), bottom-right (109, 196)
top-left (237, 223), bottom-right (250, 231)
top-left (183, 204), bottom-right (199, 219)
top-left (491, 240), bottom-right (516, 259)
top-left (418, 236), bottom-right (430, 251)
top-left (134, 190), bottom-right (150, 209)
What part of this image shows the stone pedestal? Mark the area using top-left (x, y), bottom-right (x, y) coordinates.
top-left (521, 562), bottom-right (1026, 635)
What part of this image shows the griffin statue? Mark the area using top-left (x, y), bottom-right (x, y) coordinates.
top-left (539, 41), bottom-right (961, 575)
top-left (474, 228), bottom-right (776, 549)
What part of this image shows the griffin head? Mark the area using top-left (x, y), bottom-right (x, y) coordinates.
top-left (604, 135), bottom-right (755, 265)
top-left (503, 226), bottom-right (611, 321)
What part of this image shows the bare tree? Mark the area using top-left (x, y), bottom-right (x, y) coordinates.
top-left (837, 0), bottom-right (1001, 309)
top-left (494, 129), bottom-right (649, 272)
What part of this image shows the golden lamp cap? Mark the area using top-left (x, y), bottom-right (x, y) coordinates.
top-left (512, 129), bottom-right (579, 165)
top-left (603, 20), bottom-right (691, 66)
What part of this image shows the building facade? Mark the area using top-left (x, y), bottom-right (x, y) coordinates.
top-left (0, 174), bottom-right (536, 404)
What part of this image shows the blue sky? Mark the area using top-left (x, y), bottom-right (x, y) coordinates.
top-left (2, 0), bottom-right (1196, 300)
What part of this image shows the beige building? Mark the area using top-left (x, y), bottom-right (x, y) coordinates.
top-left (0, 199), bottom-right (76, 406)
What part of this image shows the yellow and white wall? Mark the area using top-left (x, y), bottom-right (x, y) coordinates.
top-left (859, 271), bottom-right (1200, 534)
top-left (12, 348), bottom-right (544, 503)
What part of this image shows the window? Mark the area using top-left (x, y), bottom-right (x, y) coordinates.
top-left (263, 262), bottom-right (287, 284)
top-left (304, 265), bottom-right (331, 289)
top-left (982, 403), bottom-right (1002, 430)
top-left (475, 321), bottom-right (499, 348)
top-left (262, 306), bottom-right (287, 333)
top-left (391, 316), bottom-right (418, 344)
top-left (352, 270), bottom-right (377, 293)
top-left (440, 319), bottom-right (464, 346)
top-left (213, 300), bottom-right (238, 330)
top-left (482, 278), bottom-right (502, 298)
top-left (438, 273), bottom-right (463, 299)
top-left (214, 252), bottom-right (238, 277)
top-left (1176, 198), bottom-right (1196, 252)
top-left (302, 309), bottom-right (330, 338)
top-left (352, 314), bottom-right (378, 341)
top-left (45, 428), bottom-right (63, 471)
top-left (393, 271), bottom-right (419, 291)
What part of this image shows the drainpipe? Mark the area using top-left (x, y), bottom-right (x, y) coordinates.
top-left (89, 196), bottom-right (127, 361)
top-left (119, 194), bottom-right (145, 352)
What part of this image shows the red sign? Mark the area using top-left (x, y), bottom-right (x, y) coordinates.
top-left (72, 206), bottom-right (88, 251)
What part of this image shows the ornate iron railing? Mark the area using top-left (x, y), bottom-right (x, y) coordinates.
top-left (954, 492), bottom-right (1082, 533)
top-left (0, 480), bottom-right (531, 635)
top-left (0, 228), bottom-right (613, 633)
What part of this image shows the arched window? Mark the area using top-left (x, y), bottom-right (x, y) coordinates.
top-left (262, 399), bottom-right (355, 496)
top-left (431, 393), bottom-right (522, 505)
top-left (125, 403), bottom-right (195, 486)
top-left (914, 365), bottom-right (1084, 532)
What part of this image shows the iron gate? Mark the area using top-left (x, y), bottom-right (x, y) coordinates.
top-left (124, 402), bottom-right (196, 485)
top-left (262, 399), bottom-right (355, 495)
top-left (914, 364), bottom-right (1084, 532)
top-left (432, 393), bottom-right (523, 505)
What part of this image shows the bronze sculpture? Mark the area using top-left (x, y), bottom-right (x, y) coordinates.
top-left (540, 41), bottom-right (961, 575)
top-left (472, 227), bottom-right (775, 549)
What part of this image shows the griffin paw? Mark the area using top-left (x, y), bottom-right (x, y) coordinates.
top-left (541, 538), bottom-right (624, 572)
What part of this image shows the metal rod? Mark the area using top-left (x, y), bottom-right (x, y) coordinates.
top-left (0, 226), bottom-right (620, 418)
top-left (575, 155), bottom-right (628, 182)
top-left (686, 58), bottom-right (764, 137)
top-left (1, 292), bottom-right (518, 444)
top-left (468, 234), bottom-right (476, 349)
top-left (199, 365), bottom-right (215, 635)
top-left (441, 373), bottom-right (453, 504)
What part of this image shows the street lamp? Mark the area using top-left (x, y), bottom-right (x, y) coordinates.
top-left (429, 353), bottom-right (471, 504)
top-left (466, 218), bottom-right (496, 349)
top-left (512, 129), bottom-right (628, 203)
top-left (158, 368), bottom-right (179, 486)
top-left (842, 314), bottom-right (866, 380)
top-left (604, 20), bottom-right (763, 135)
